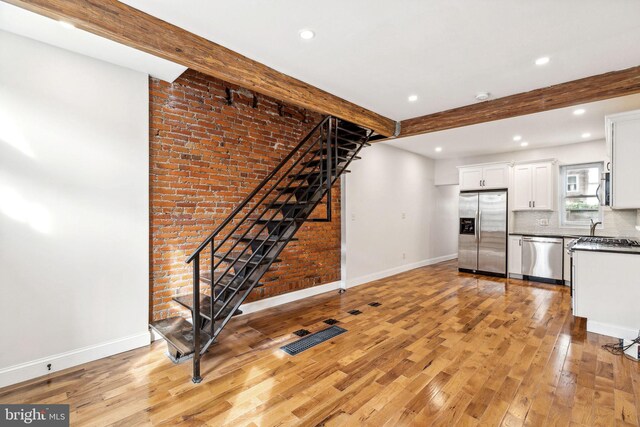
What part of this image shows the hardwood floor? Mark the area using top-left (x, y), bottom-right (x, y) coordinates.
top-left (2, 260), bottom-right (639, 426)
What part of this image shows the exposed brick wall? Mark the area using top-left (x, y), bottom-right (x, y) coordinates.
top-left (149, 70), bottom-right (340, 321)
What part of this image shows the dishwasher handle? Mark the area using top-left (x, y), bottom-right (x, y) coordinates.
top-left (522, 237), bottom-right (563, 244)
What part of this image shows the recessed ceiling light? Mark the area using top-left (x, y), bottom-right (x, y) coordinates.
top-left (520, 142), bottom-right (529, 147)
top-left (475, 92), bottom-right (490, 101)
top-left (582, 132), bottom-right (592, 139)
top-left (59, 21), bottom-right (75, 29)
top-left (299, 29), bottom-right (315, 40)
top-left (535, 56), bottom-right (550, 66)
top-left (408, 94), bottom-right (418, 102)
top-left (435, 147), bottom-right (442, 152)
top-left (573, 108), bottom-right (586, 116)
top-left (513, 135), bottom-right (522, 142)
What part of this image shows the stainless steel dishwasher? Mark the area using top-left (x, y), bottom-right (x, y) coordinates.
top-left (522, 236), bottom-right (564, 282)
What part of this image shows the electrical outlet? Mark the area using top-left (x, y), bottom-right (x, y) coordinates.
top-left (351, 213), bottom-right (356, 221)
top-left (402, 252), bottom-right (406, 260)
top-left (537, 218), bottom-right (549, 226)
top-left (401, 212), bottom-right (406, 219)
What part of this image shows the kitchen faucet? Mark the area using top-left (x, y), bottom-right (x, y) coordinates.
top-left (590, 218), bottom-right (602, 236)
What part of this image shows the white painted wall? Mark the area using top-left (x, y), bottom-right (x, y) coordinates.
top-left (431, 185), bottom-right (459, 257)
top-left (344, 143), bottom-right (457, 287)
top-left (0, 31), bottom-right (150, 387)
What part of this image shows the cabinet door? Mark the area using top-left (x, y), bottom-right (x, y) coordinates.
top-left (508, 236), bottom-right (522, 275)
top-left (531, 163), bottom-right (554, 210)
top-left (482, 164), bottom-right (509, 189)
top-left (512, 165), bottom-right (532, 210)
top-left (611, 118), bottom-right (640, 208)
top-left (459, 167), bottom-right (483, 191)
top-left (563, 238), bottom-right (572, 285)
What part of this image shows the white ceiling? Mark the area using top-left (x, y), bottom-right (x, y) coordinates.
top-left (120, 0), bottom-right (640, 120)
top-left (0, 2), bottom-right (186, 82)
top-left (384, 93), bottom-right (640, 159)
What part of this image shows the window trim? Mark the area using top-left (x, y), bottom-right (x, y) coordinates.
top-left (559, 161), bottom-right (603, 228)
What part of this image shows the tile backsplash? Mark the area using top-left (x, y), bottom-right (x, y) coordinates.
top-left (512, 209), bottom-right (640, 238)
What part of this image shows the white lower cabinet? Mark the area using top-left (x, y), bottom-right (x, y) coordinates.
top-left (508, 235), bottom-right (522, 276)
top-left (563, 238), bottom-right (572, 286)
top-left (573, 250), bottom-right (640, 339)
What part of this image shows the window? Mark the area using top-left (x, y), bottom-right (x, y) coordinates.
top-left (560, 162), bottom-right (603, 227)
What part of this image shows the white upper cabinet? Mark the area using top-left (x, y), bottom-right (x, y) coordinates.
top-left (459, 167), bottom-right (483, 191)
top-left (458, 163), bottom-right (509, 191)
top-left (512, 161), bottom-right (555, 211)
top-left (531, 163), bottom-right (554, 210)
top-left (483, 164), bottom-right (510, 189)
top-left (513, 165), bottom-right (533, 210)
top-left (606, 110), bottom-right (640, 209)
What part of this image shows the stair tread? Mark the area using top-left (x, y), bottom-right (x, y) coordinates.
top-left (302, 157), bottom-right (359, 169)
top-left (201, 271), bottom-right (264, 289)
top-left (149, 317), bottom-right (212, 356)
top-left (266, 200), bottom-right (316, 208)
top-left (290, 170), bottom-right (350, 180)
top-left (275, 184), bottom-right (321, 193)
top-left (214, 251), bottom-right (280, 265)
top-left (173, 293), bottom-right (242, 321)
top-left (316, 146), bottom-right (358, 155)
top-left (249, 217), bottom-right (303, 223)
top-left (336, 135), bottom-right (370, 146)
top-left (231, 233), bottom-right (298, 242)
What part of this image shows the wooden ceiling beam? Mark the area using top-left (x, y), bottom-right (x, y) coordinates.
top-left (399, 66), bottom-right (640, 138)
top-left (5, 0), bottom-right (397, 136)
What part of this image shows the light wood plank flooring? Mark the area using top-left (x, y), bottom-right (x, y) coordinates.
top-left (2, 260), bottom-right (639, 426)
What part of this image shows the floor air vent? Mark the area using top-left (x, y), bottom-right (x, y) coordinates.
top-left (281, 326), bottom-right (347, 356)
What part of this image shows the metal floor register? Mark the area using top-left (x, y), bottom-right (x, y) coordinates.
top-left (280, 326), bottom-right (347, 356)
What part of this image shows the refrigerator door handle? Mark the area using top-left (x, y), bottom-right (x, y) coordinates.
top-left (477, 210), bottom-right (482, 242)
top-left (475, 210), bottom-right (479, 242)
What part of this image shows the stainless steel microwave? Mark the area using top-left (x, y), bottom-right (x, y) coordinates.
top-left (598, 171), bottom-right (610, 206)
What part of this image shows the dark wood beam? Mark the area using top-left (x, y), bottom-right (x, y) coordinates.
top-left (399, 66), bottom-right (640, 137)
top-left (5, 0), bottom-right (397, 136)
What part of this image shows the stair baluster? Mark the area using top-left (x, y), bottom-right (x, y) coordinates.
top-left (149, 117), bottom-right (374, 382)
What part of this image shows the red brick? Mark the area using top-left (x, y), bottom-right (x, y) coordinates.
top-left (149, 70), bottom-right (340, 321)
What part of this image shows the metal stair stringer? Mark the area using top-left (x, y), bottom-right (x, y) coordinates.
top-left (149, 116), bottom-right (373, 383)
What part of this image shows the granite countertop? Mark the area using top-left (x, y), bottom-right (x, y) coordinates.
top-left (510, 231), bottom-right (640, 254)
top-left (570, 242), bottom-right (640, 255)
top-left (509, 231), bottom-right (590, 239)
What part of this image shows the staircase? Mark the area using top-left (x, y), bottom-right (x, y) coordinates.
top-left (150, 116), bottom-right (374, 383)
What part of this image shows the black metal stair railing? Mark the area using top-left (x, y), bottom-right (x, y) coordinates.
top-left (181, 116), bottom-right (371, 383)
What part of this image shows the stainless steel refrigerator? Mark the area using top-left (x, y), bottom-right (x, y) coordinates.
top-left (458, 191), bottom-right (507, 276)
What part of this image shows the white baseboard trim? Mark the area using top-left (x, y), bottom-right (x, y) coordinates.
top-left (239, 280), bottom-right (342, 316)
top-left (587, 320), bottom-right (640, 340)
top-left (0, 331), bottom-right (151, 389)
top-left (346, 254), bottom-right (458, 289)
